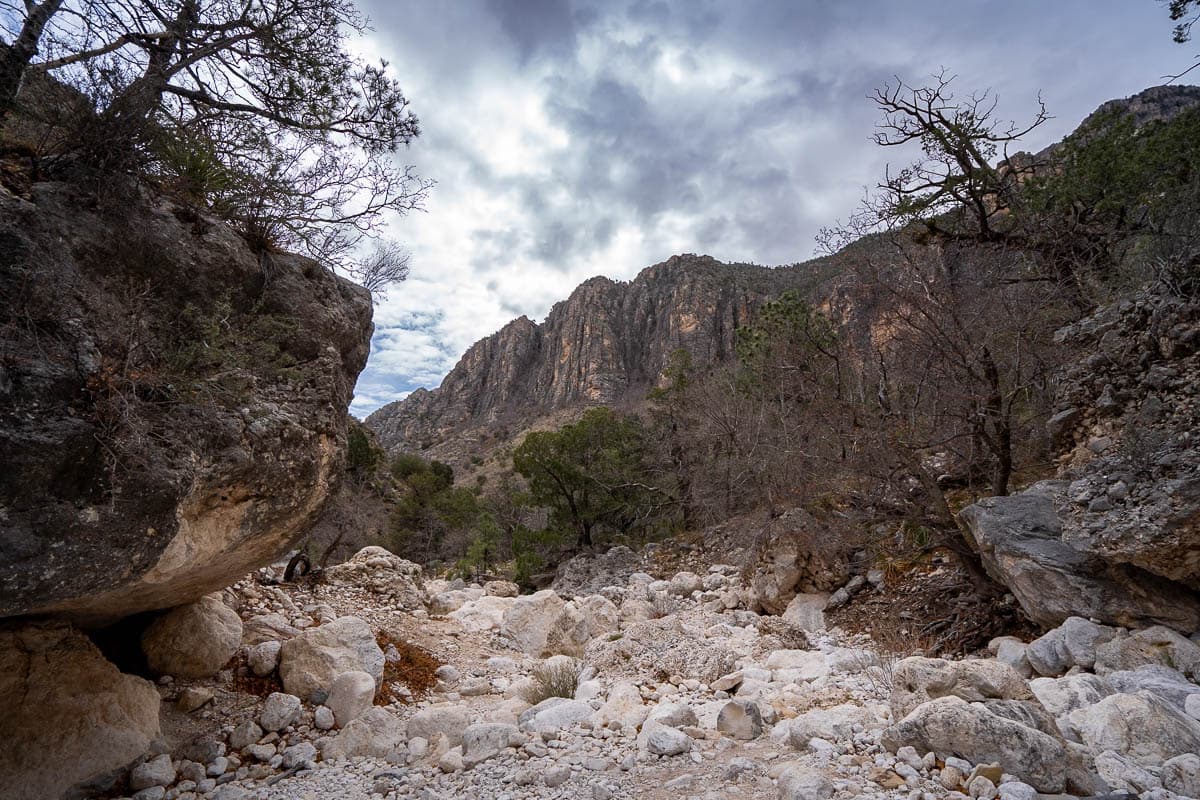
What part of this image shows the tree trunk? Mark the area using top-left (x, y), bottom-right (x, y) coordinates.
top-left (0, 0), bottom-right (65, 120)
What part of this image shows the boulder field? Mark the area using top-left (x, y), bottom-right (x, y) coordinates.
top-left (6, 544), bottom-right (1200, 799)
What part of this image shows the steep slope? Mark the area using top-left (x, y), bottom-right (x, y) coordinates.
top-left (366, 254), bottom-right (832, 463)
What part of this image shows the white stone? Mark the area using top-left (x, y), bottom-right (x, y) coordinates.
top-left (278, 616), bottom-right (384, 703)
top-left (247, 640), bottom-right (282, 677)
top-left (141, 596), bottom-right (242, 679)
top-left (259, 692), bottom-right (301, 732)
top-left (130, 755), bottom-right (176, 790)
top-left (646, 724), bottom-right (692, 756)
top-left (327, 670), bottom-right (376, 728)
top-left (406, 705), bottom-right (470, 747)
top-left (461, 722), bottom-right (521, 768)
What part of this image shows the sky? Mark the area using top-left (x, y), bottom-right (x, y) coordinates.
top-left (347, 0), bottom-right (1195, 418)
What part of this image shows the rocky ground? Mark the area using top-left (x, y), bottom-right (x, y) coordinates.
top-left (81, 545), bottom-right (1200, 800)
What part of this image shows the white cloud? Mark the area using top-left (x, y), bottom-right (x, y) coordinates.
top-left (348, 0), bottom-right (1190, 416)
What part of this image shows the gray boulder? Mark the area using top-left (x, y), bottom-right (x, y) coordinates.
top-left (259, 692), bottom-right (302, 732)
top-left (1026, 616), bottom-right (1117, 676)
top-left (500, 590), bottom-right (590, 657)
top-left (882, 696), bottom-right (1073, 793)
top-left (518, 697), bottom-right (595, 733)
top-left (1104, 664), bottom-right (1200, 711)
top-left (461, 722), bottom-right (522, 768)
top-left (776, 763), bottom-right (834, 800)
top-left (1163, 753), bottom-right (1200, 797)
top-left (1030, 673), bottom-right (1111, 718)
top-left (320, 707), bottom-right (405, 762)
top-left (889, 656), bottom-right (1034, 720)
top-left (960, 482), bottom-right (1200, 629)
top-left (645, 724), bottom-right (692, 756)
top-left (406, 705), bottom-right (471, 747)
top-left (1094, 626), bottom-right (1200, 680)
top-left (1069, 690), bottom-right (1200, 765)
top-left (327, 670), bottom-right (376, 728)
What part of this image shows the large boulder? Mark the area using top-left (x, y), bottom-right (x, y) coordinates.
top-left (517, 697), bottom-right (595, 734)
top-left (1103, 665), bottom-right (1200, 711)
top-left (0, 622), bottom-right (161, 800)
top-left (787, 703), bottom-right (884, 746)
top-left (584, 616), bottom-right (738, 684)
top-left (959, 481), bottom-right (1200, 630)
top-left (882, 696), bottom-right (1077, 793)
top-left (327, 670), bottom-right (377, 728)
top-left (405, 704), bottom-right (471, 747)
top-left (1025, 616), bottom-right (1117, 676)
top-left (575, 594), bottom-right (620, 638)
top-left (1094, 625), bottom-right (1200, 680)
top-left (1069, 690), bottom-right (1200, 765)
top-left (1029, 673), bottom-right (1111, 719)
top-left (551, 545), bottom-right (640, 598)
top-left (0, 181), bottom-right (372, 625)
top-left (141, 595), bottom-right (242, 678)
top-left (448, 595), bottom-right (514, 633)
top-left (499, 590), bottom-right (589, 657)
top-left (278, 616), bottom-right (384, 702)
top-left (777, 763), bottom-right (834, 800)
top-left (889, 656), bottom-right (1034, 720)
top-left (320, 707), bottom-right (405, 763)
top-left (596, 681), bottom-right (648, 730)
top-left (323, 547), bottom-right (424, 609)
top-left (461, 722), bottom-right (522, 768)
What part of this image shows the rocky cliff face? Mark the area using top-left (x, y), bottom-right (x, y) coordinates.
top-left (0, 180), bottom-right (373, 625)
top-left (367, 254), bottom-right (826, 461)
top-left (961, 288), bottom-right (1200, 630)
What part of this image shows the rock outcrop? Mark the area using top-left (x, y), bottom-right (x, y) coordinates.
top-left (0, 180), bottom-right (372, 625)
top-left (365, 255), bottom-right (825, 464)
top-left (960, 288), bottom-right (1200, 631)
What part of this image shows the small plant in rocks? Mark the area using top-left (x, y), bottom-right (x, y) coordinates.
top-left (521, 658), bottom-right (583, 705)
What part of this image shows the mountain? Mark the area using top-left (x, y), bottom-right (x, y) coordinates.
top-left (365, 254), bottom-right (838, 465)
top-left (366, 85), bottom-right (1200, 469)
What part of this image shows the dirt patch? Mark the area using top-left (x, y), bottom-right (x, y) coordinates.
top-left (230, 651), bottom-right (284, 698)
top-left (376, 630), bottom-right (440, 705)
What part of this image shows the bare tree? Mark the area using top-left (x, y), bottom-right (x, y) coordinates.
top-left (0, 0), bottom-right (430, 292)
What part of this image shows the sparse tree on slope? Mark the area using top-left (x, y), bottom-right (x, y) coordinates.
top-left (0, 0), bottom-right (430, 287)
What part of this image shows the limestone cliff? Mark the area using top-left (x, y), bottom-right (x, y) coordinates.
top-left (366, 254), bottom-right (830, 463)
top-left (0, 180), bottom-right (373, 625)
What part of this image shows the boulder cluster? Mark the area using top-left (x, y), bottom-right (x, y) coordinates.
top-left (8, 542), bottom-right (1200, 800)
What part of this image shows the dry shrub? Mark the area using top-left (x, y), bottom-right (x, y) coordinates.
top-left (375, 631), bottom-right (440, 705)
top-left (854, 625), bottom-right (937, 697)
top-left (647, 593), bottom-right (678, 619)
top-left (520, 658), bottom-right (582, 705)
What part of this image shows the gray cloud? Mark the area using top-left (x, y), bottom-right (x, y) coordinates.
top-left (349, 0), bottom-right (1192, 417)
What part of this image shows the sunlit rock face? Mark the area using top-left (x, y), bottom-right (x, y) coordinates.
top-left (366, 253), bottom-right (823, 465)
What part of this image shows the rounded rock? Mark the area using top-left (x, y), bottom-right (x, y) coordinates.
top-left (141, 596), bottom-right (242, 679)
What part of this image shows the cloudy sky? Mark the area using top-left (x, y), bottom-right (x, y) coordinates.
top-left (348, 0), bottom-right (1193, 417)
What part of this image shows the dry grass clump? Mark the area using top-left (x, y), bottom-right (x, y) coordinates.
top-left (647, 593), bottom-right (678, 619)
top-left (520, 658), bottom-right (583, 705)
top-left (375, 631), bottom-right (440, 705)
